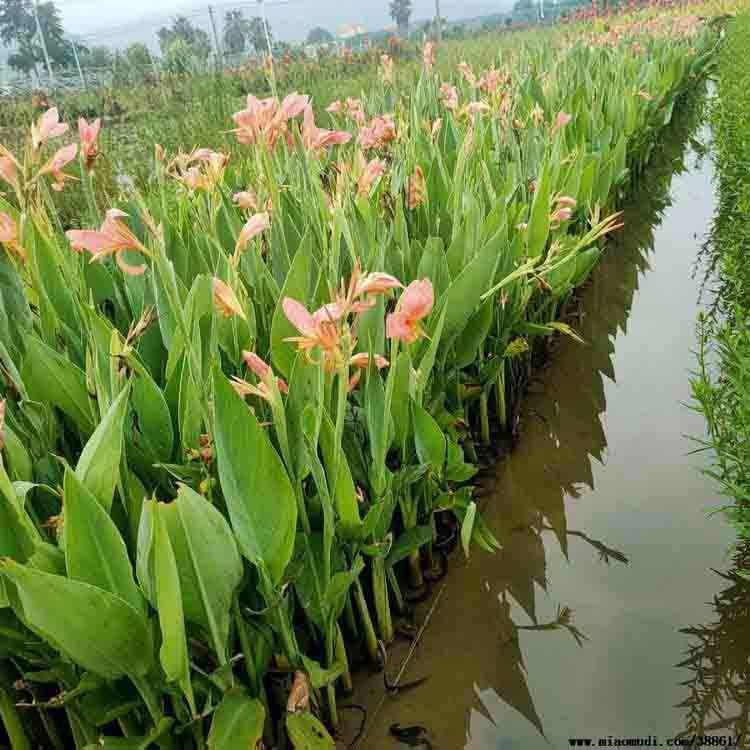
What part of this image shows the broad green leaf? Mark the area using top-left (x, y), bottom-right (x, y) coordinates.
top-left (23, 337), bottom-right (94, 435)
top-left (412, 401), bottom-right (446, 472)
top-left (461, 501), bottom-right (477, 558)
top-left (386, 525), bottom-right (434, 568)
top-left (527, 161), bottom-right (551, 259)
top-left (319, 415), bottom-right (360, 528)
top-left (75, 386), bottom-right (130, 512)
top-left (0, 561), bottom-right (153, 679)
top-left (161, 485), bottom-right (243, 663)
top-left (208, 690), bottom-right (265, 750)
top-left (213, 371), bottom-right (297, 584)
top-left (454, 298), bottom-right (494, 369)
top-left (286, 711), bottom-right (335, 750)
top-left (63, 469), bottom-right (145, 615)
top-left (301, 655), bottom-right (345, 689)
top-left (0, 457), bottom-right (35, 563)
top-left (130, 368), bottom-right (174, 463)
top-left (152, 502), bottom-right (195, 715)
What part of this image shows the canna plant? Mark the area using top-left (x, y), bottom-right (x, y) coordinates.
top-left (0, 11), bottom-right (716, 748)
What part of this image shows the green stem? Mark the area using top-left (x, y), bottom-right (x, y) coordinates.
top-left (234, 597), bottom-right (261, 698)
top-left (386, 567), bottom-right (405, 615)
top-left (496, 363), bottom-right (507, 432)
top-left (353, 579), bottom-right (380, 665)
top-left (372, 556), bottom-right (393, 644)
top-left (480, 391), bottom-right (491, 445)
top-left (0, 688), bottom-right (30, 750)
top-left (408, 549), bottom-right (424, 589)
top-left (335, 625), bottom-right (353, 693)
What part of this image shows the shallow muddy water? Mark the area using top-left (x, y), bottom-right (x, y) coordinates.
top-left (342, 109), bottom-right (750, 748)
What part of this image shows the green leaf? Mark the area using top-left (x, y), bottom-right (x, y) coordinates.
top-left (208, 690), bottom-right (265, 750)
top-left (527, 161), bottom-right (551, 259)
top-left (22, 337), bottom-right (94, 436)
top-left (0, 561), bottom-right (153, 679)
top-left (130, 368), bottom-right (174, 463)
top-left (461, 501), bottom-right (477, 558)
top-left (152, 502), bottom-right (195, 715)
top-left (286, 711), bottom-right (335, 750)
top-left (75, 386), bottom-right (130, 512)
top-left (213, 370), bottom-right (297, 584)
top-left (319, 415), bottom-right (360, 528)
top-left (160, 485), bottom-right (243, 663)
top-left (386, 525), bottom-right (434, 568)
top-left (63, 469), bottom-right (145, 615)
top-left (301, 655), bottom-right (345, 689)
top-left (0, 457), bottom-right (35, 563)
top-left (454, 298), bottom-right (494, 369)
top-left (412, 401), bottom-right (446, 472)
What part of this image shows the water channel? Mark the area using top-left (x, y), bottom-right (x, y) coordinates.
top-left (342, 95), bottom-right (749, 749)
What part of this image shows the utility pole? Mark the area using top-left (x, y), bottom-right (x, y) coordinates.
top-left (257, 0), bottom-right (273, 60)
top-left (539, 0), bottom-right (545, 21)
top-left (207, 5), bottom-right (223, 68)
top-left (70, 39), bottom-right (87, 90)
top-left (434, 0), bottom-right (442, 41)
top-left (32, 0), bottom-right (54, 86)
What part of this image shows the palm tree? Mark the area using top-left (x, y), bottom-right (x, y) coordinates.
top-left (389, 0), bottom-right (413, 38)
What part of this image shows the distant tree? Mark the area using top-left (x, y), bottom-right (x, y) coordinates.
top-left (81, 44), bottom-right (113, 68)
top-left (223, 9), bottom-right (247, 54)
top-left (306, 26), bottom-right (333, 44)
top-left (246, 16), bottom-right (271, 56)
top-left (125, 42), bottom-right (150, 70)
top-left (0, 0), bottom-right (74, 73)
top-left (388, 0), bottom-right (413, 37)
top-left (157, 15), bottom-right (211, 60)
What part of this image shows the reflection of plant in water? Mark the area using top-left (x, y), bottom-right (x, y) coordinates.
top-left (676, 543), bottom-right (750, 740)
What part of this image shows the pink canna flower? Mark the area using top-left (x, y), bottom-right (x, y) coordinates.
top-left (550, 207), bottom-right (573, 227)
top-left (235, 212), bottom-right (271, 257)
top-left (423, 41), bottom-right (436, 72)
top-left (358, 115), bottom-right (396, 151)
top-left (552, 111), bottom-right (572, 133)
top-left (479, 68), bottom-right (503, 93)
top-left (349, 352), bottom-right (389, 370)
top-left (302, 106), bottom-right (352, 154)
top-left (31, 107), bottom-right (69, 150)
top-left (326, 100), bottom-right (345, 115)
top-left (465, 101), bottom-right (491, 116)
top-left (213, 278), bottom-right (246, 320)
top-left (386, 279), bottom-right (434, 343)
top-left (0, 154), bottom-right (19, 192)
top-left (38, 143), bottom-right (78, 192)
top-left (357, 157), bottom-right (387, 198)
top-left (283, 297), bottom-right (343, 370)
top-left (355, 270), bottom-right (402, 297)
top-left (407, 166), bottom-right (427, 210)
top-left (78, 117), bottom-right (101, 167)
top-left (233, 190), bottom-right (259, 211)
top-left (347, 352), bottom-right (389, 391)
top-left (458, 61), bottom-right (477, 87)
top-left (440, 83), bottom-right (459, 111)
top-left (242, 350), bottom-right (289, 395)
top-left (555, 195), bottom-right (577, 209)
top-left (231, 92), bottom-right (310, 150)
top-left (66, 208), bottom-right (150, 275)
top-left (380, 54), bottom-right (394, 85)
top-left (0, 211), bottom-right (26, 263)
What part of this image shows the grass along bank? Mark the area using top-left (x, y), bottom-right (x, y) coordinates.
top-left (692, 11), bottom-right (750, 542)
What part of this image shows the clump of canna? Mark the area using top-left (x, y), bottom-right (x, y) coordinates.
top-left (0, 11), bottom-right (715, 748)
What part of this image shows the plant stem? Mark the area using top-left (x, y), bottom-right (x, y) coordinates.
top-left (372, 556), bottom-right (394, 643)
top-left (386, 566), bottom-right (405, 615)
top-left (0, 688), bottom-right (30, 750)
top-left (480, 390), bottom-right (491, 445)
top-left (353, 579), bottom-right (380, 664)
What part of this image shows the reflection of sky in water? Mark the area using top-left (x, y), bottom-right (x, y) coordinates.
top-left (352, 104), bottom-right (742, 749)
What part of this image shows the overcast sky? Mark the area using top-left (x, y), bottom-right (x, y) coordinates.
top-left (55, 0), bottom-right (512, 45)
